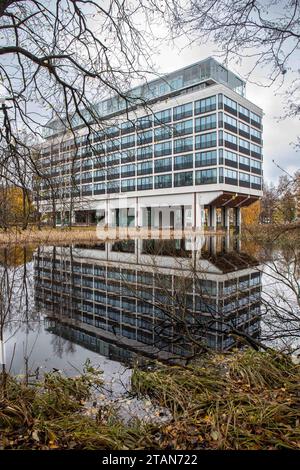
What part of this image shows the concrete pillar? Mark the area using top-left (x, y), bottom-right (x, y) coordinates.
top-left (106, 200), bottom-right (112, 227)
top-left (209, 205), bottom-right (217, 231)
top-left (192, 194), bottom-right (202, 231)
top-left (135, 197), bottom-right (142, 227)
top-left (210, 235), bottom-right (217, 255)
top-left (223, 206), bottom-right (230, 230)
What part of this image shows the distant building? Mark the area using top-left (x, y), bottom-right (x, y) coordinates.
top-left (37, 57), bottom-right (263, 231)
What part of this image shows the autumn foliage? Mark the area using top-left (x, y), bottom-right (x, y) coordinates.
top-left (0, 186), bottom-right (35, 229)
top-left (242, 200), bottom-right (261, 226)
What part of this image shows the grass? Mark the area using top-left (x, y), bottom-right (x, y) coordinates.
top-left (0, 226), bottom-right (99, 247)
top-left (1, 350), bottom-right (300, 450)
top-left (0, 361), bottom-right (154, 450)
top-left (131, 349), bottom-right (300, 450)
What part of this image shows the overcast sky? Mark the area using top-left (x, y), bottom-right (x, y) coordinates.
top-left (146, 27), bottom-right (299, 185)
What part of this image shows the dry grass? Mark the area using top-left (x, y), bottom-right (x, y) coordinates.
top-left (2, 350), bottom-right (300, 450)
top-left (0, 226), bottom-right (99, 247)
top-left (0, 362), bottom-right (154, 450)
top-left (0, 225), bottom-right (231, 246)
top-left (131, 349), bottom-right (300, 450)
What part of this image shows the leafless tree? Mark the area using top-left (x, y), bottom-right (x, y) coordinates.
top-left (162, 0), bottom-right (300, 145)
top-left (0, 0), bottom-right (166, 227)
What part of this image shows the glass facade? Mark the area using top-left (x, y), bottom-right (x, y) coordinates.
top-left (44, 58), bottom-right (246, 138)
top-left (39, 65), bottom-right (262, 202)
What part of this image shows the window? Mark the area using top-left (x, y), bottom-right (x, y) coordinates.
top-left (239, 121), bottom-right (250, 135)
top-left (121, 149), bottom-right (135, 163)
top-left (239, 138), bottom-right (250, 151)
top-left (94, 183), bottom-right (106, 194)
top-left (155, 157), bottom-right (172, 173)
top-left (251, 128), bottom-right (262, 140)
top-left (174, 171), bottom-right (193, 187)
top-left (107, 138), bottom-right (120, 152)
top-left (82, 184), bottom-right (92, 194)
top-left (239, 172), bottom-right (250, 182)
top-left (240, 155), bottom-right (250, 167)
top-left (195, 96), bottom-right (216, 114)
top-left (250, 111), bottom-right (261, 125)
top-left (154, 125), bottom-right (172, 142)
top-left (174, 136), bottom-right (193, 153)
top-left (137, 161), bottom-right (152, 175)
top-left (154, 141), bottom-right (172, 157)
top-left (224, 168), bottom-right (238, 180)
top-left (174, 119), bottom-right (193, 136)
top-left (251, 143), bottom-right (262, 156)
top-left (137, 130), bottom-right (152, 145)
top-left (155, 173), bottom-right (172, 189)
top-left (250, 175), bottom-right (261, 186)
top-left (121, 134), bottom-right (135, 149)
top-left (195, 114), bottom-right (216, 132)
top-left (195, 132), bottom-right (217, 149)
top-left (121, 178), bottom-right (136, 192)
top-left (81, 171), bottom-right (92, 182)
top-left (224, 132), bottom-right (237, 145)
top-left (107, 181), bottom-right (119, 193)
top-left (239, 104), bottom-right (250, 116)
top-left (94, 169), bottom-right (105, 181)
top-left (195, 150), bottom-right (217, 167)
top-left (224, 132), bottom-right (238, 150)
top-left (173, 102), bottom-right (193, 121)
top-left (105, 152), bottom-right (119, 166)
top-left (106, 166), bottom-right (120, 180)
top-left (137, 176), bottom-right (153, 190)
top-left (174, 153), bottom-right (193, 170)
top-left (251, 159), bottom-right (261, 170)
top-left (137, 145), bottom-right (153, 160)
top-left (106, 126), bottom-right (120, 138)
top-left (121, 164), bottom-right (135, 177)
top-left (223, 113), bottom-right (237, 129)
top-left (121, 120), bottom-right (135, 135)
top-left (224, 150), bottom-right (238, 167)
top-left (195, 168), bottom-right (217, 184)
top-left (154, 109), bottom-right (171, 125)
top-left (223, 96), bottom-right (237, 112)
top-left (137, 115), bottom-right (152, 130)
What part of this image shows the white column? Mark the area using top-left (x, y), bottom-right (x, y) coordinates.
top-left (192, 193), bottom-right (202, 230)
top-left (135, 197), bottom-right (142, 227)
top-left (224, 206), bottom-right (230, 231)
top-left (106, 200), bottom-right (112, 227)
top-left (195, 198), bottom-right (202, 230)
top-left (210, 206), bottom-right (217, 231)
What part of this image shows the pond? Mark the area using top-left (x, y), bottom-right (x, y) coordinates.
top-left (0, 234), bottom-right (299, 391)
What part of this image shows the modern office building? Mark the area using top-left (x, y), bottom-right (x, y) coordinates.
top-left (34, 236), bottom-right (262, 360)
top-left (38, 57), bottom-right (263, 230)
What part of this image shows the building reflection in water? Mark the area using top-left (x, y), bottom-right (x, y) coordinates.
top-left (34, 235), bottom-right (262, 363)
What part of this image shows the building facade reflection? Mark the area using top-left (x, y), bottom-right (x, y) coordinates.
top-left (34, 235), bottom-right (262, 362)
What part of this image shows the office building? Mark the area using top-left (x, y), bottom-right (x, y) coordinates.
top-left (38, 57), bottom-right (263, 230)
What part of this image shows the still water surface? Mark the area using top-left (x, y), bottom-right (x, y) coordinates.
top-left (1, 234), bottom-right (297, 393)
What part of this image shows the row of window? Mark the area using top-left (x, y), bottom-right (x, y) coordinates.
top-left (41, 147), bottom-right (262, 190)
top-left (78, 168), bottom-right (262, 194)
top-left (42, 125), bottom-right (262, 179)
top-left (41, 94), bottom-right (262, 160)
